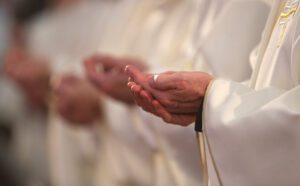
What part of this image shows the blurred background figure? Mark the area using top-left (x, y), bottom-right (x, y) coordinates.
top-left (2, 0), bottom-right (52, 186)
top-left (0, 1), bottom-right (48, 186)
top-left (24, 0), bottom-right (113, 186)
top-left (0, 3), bottom-right (27, 184)
top-left (3, 0), bottom-right (111, 185)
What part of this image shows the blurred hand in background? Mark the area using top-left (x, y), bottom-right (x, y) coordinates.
top-left (52, 74), bottom-right (102, 125)
top-left (4, 47), bottom-right (50, 111)
top-left (84, 53), bottom-right (146, 105)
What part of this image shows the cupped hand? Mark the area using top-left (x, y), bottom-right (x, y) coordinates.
top-left (83, 53), bottom-right (146, 104)
top-left (4, 48), bottom-right (51, 111)
top-left (127, 81), bottom-right (196, 126)
top-left (126, 65), bottom-right (213, 114)
top-left (126, 65), bottom-right (213, 126)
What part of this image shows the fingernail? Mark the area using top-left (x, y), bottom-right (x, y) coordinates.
top-left (153, 74), bottom-right (159, 83)
top-left (149, 75), bottom-right (156, 87)
top-left (124, 65), bottom-right (129, 72)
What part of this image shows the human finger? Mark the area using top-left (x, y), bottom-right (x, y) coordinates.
top-left (152, 100), bottom-right (195, 126)
top-left (149, 72), bottom-right (178, 90)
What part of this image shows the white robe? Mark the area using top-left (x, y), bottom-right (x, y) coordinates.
top-left (202, 0), bottom-right (300, 185)
top-left (27, 1), bottom-right (118, 186)
top-left (139, 0), bottom-right (271, 185)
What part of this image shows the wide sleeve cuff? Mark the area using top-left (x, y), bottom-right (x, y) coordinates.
top-left (194, 79), bottom-right (215, 132)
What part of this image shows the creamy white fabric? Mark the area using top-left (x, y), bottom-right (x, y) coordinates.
top-left (195, 0), bottom-right (270, 81)
top-left (28, 0), bottom-right (116, 76)
top-left (203, 0), bottom-right (300, 185)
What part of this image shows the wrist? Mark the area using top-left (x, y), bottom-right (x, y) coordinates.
top-left (197, 74), bottom-right (214, 98)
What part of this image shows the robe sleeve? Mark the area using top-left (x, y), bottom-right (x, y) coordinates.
top-left (202, 38), bottom-right (300, 186)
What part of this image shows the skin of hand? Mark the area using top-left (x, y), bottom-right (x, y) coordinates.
top-left (83, 53), bottom-right (146, 105)
top-left (52, 74), bottom-right (102, 125)
top-left (125, 65), bottom-right (213, 126)
top-left (4, 47), bottom-right (51, 111)
top-left (127, 80), bottom-right (196, 126)
top-left (127, 81), bottom-right (159, 117)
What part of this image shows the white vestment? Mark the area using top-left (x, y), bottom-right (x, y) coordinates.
top-left (202, 0), bottom-right (300, 185)
top-left (139, 0), bottom-right (271, 185)
top-left (27, 1), bottom-right (118, 186)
